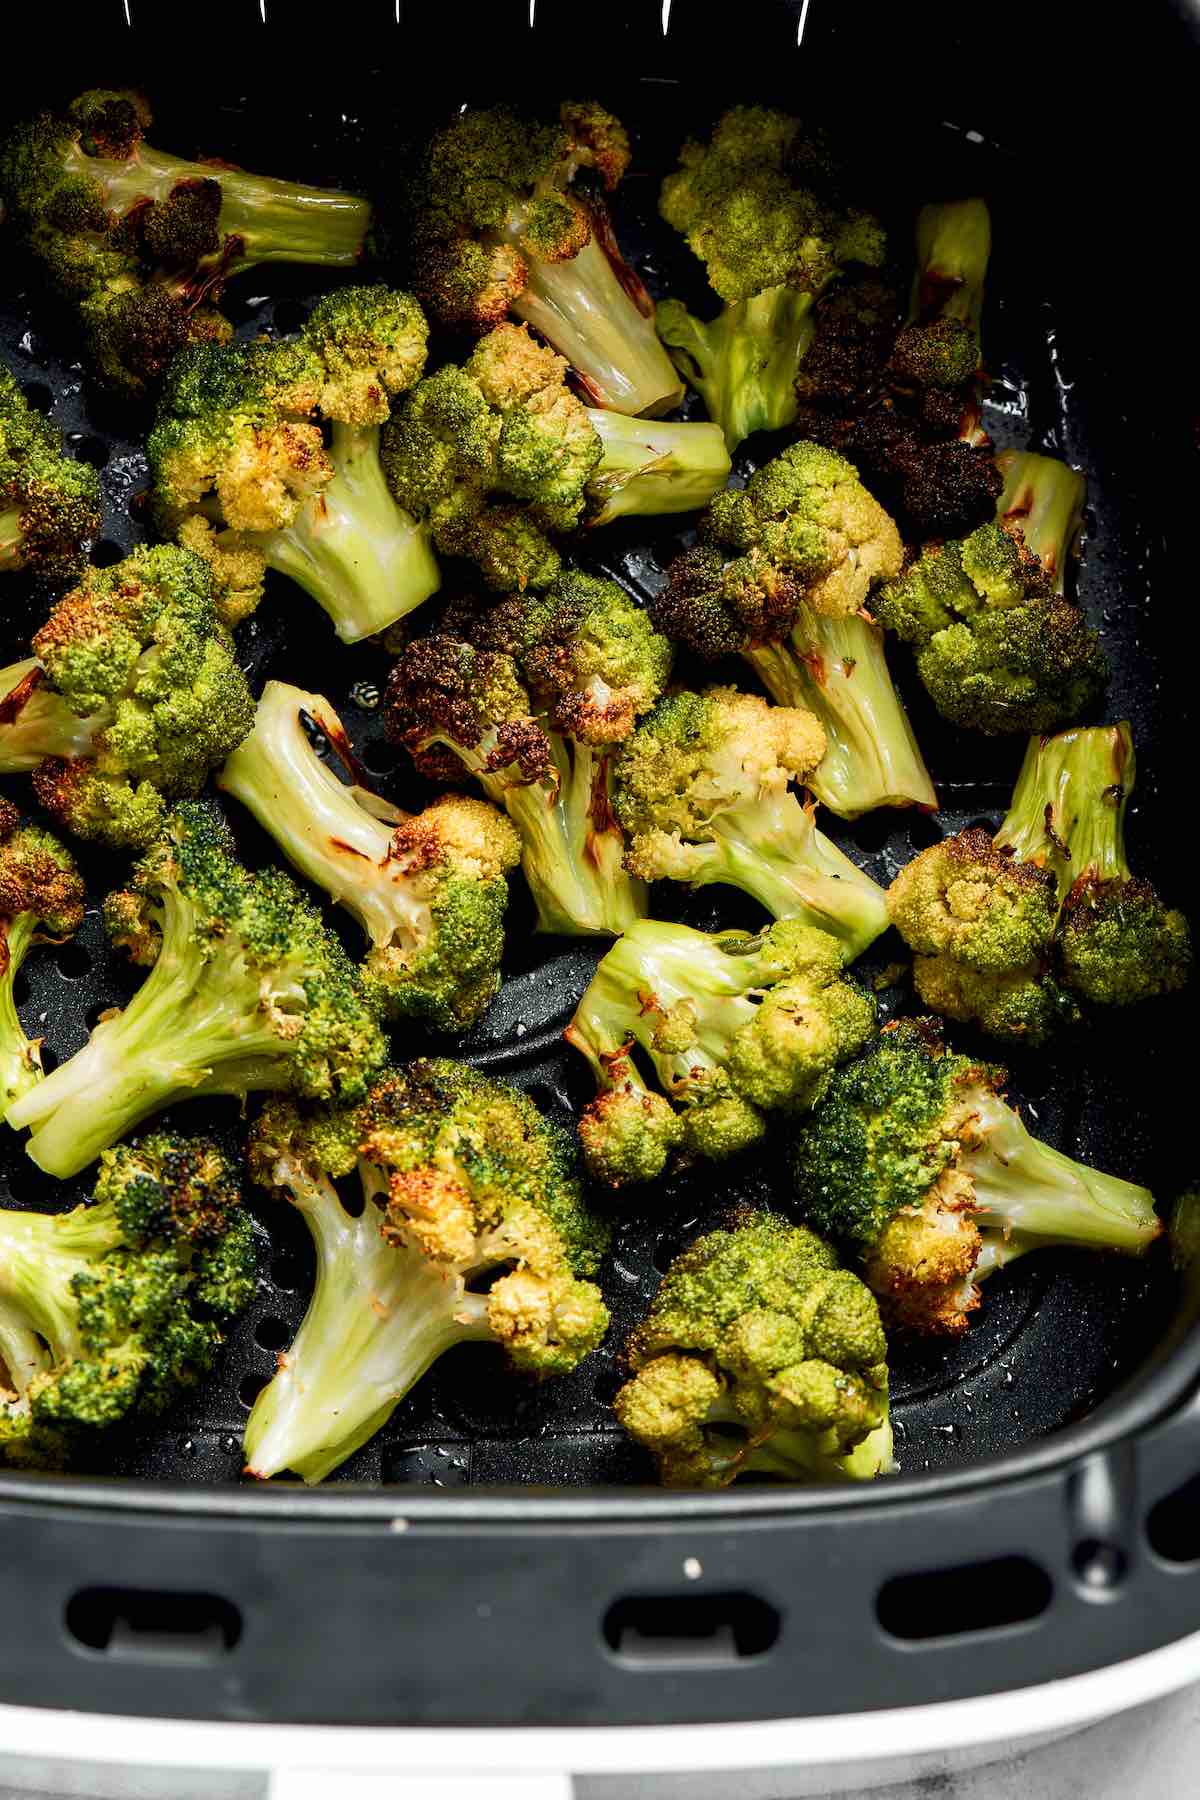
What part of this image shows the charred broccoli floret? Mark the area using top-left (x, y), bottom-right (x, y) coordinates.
top-left (384, 572), bottom-right (672, 937)
top-left (0, 544), bottom-right (254, 847)
top-left (0, 800), bottom-right (85, 1120)
top-left (243, 1061), bottom-right (610, 1483)
top-left (566, 918), bottom-right (877, 1188)
top-left (0, 363), bottom-right (102, 585)
top-left (656, 109), bottom-right (886, 450)
top-left (614, 1213), bottom-right (892, 1486)
top-left (5, 801), bottom-right (387, 1177)
top-left (614, 687), bottom-right (889, 958)
top-left (219, 681), bottom-right (520, 1031)
top-left (0, 90), bottom-right (371, 399)
top-left (994, 722), bottom-right (1192, 1006)
top-left (791, 1019), bottom-right (1161, 1336)
top-left (380, 324), bottom-right (728, 595)
top-left (0, 1129), bottom-right (254, 1467)
top-left (147, 286), bottom-right (438, 637)
top-left (871, 451), bottom-right (1106, 734)
top-left (408, 102), bottom-right (681, 416)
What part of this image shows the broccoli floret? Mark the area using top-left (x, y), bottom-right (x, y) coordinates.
top-left (408, 102), bottom-right (681, 417)
top-left (614, 1213), bottom-right (892, 1487)
top-left (380, 324), bottom-right (728, 596)
top-left (0, 800), bottom-right (86, 1120)
top-left (614, 687), bottom-right (889, 959)
top-left (655, 109), bottom-right (885, 451)
top-left (566, 918), bottom-right (877, 1188)
top-left (242, 1061), bottom-right (610, 1483)
top-left (871, 453), bottom-right (1106, 734)
top-left (219, 681), bottom-right (520, 1031)
top-left (994, 722), bottom-right (1193, 1005)
top-left (0, 544), bottom-right (254, 847)
top-left (147, 286), bottom-right (438, 638)
top-left (0, 1128), bottom-right (254, 1467)
top-left (791, 1019), bottom-right (1161, 1336)
top-left (0, 91), bottom-right (371, 398)
top-left (384, 574), bottom-right (673, 937)
top-left (0, 363), bottom-right (102, 585)
top-left (5, 801), bottom-right (388, 1177)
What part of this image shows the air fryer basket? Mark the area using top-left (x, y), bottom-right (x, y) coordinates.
top-left (1, 0), bottom-right (1199, 1729)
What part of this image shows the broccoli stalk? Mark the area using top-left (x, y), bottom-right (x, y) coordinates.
top-left (0, 913), bottom-right (42, 1115)
top-left (584, 408), bottom-right (732, 524)
top-left (745, 610), bottom-right (937, 817)
top-left (5, 802), bottom-right (387, 1178)
top-left (0, 658), bottom-right (99, 773)
top-left (993, 449), bottom-right (1085, 593)
top-left (656, 286), bottom-right (817, 452)
top-left (0, 801), bottom-right (86, 1118)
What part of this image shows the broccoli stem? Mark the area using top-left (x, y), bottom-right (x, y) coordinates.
top-left (966, 1086), bottom-right (1161, 1257)
top-left (505, 230), bottom-right (684, 417)
top-left (656, 286), bottom-right (816, 450)
top-left (994, 450), bottom-right (1086, 595)
top-left (243, 1160), bottom-right (492, 1483)
top-left (484, 734), bottom-right (646, 937)
top-left (254, 423), bottom-right (440, 644)
top-left (909, 198), bottom-right (990, 339)
top-left (1, 913), bottom-right (42, 1117)
top-left (744, 1407), bottom-right (894, 1481)
top-left (745, 610), bottom-right (937, 818)
top-left (0, 1292), bottom-right (50, 1397)
top-left (994, 722), bottom-right (1132, 904)
top-left (584, 410), bottom-right (732, 525)
top-left (0, 1203), bottom-right (125, 1368)
top-left (0, 508), bottom-right (24, 570)
top-left (63, 139), bottom-right (369, 270)
top-left (0, 658), bottom-right (101, 774)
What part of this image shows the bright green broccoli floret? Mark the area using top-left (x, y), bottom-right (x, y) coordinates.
top-left (566, 918), bottom-right (877, 1187)
top-left (0, 363), bottom-right (102, 584)
top-left (0, 544), bottom-right (254, 848)
top-left (242, 1061), bottom-right (610, 1483)
top-left (147, 286), bottom-right (438, 639)
top-left (871, 451), bottom-right (1106, 734)
top-left (0, 1128), bottom-right (254, 1467)
top-left (5, 801), bottom-right (388, 1178)
top-left (0, 799), bottom-right (86, 1121)
top-left (409, 101), bottom-right (681, 416)
top-left (614, 1212), bottom-right (892, 1487)
top-left (384, 574), bottom-right (673, 937)
top-left (994, 722), bottom-right (1192, 1006)
top-left (655, 108), bottom-right (886, 450)
top-left (615, 686), bottom-right (889, 960)
top-left (219, 681), bottom-right (520, 1032)
top-left (791, 1019), bottom-right (1161, 1336)
top-left (0, 90), bottom-right (371, 398)
top-left (380, 324), bottom-right (727, 595)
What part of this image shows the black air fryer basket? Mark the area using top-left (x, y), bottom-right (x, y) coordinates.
top-left (2, 0), bottom-right (1199, 1729)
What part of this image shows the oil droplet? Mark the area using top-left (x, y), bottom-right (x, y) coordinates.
top-left (933, 1423), bottom-right (958, 1440)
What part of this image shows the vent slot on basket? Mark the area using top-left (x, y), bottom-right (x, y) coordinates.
top-left (603, 1591), bottom-right (780, 1665)
top-left (1146, 1473), bottom-right (1200, 1564)
top-left (65, 1587), bottom-right (242, 1661)
top-left (877, 1555), bottom-right (1053, 1641)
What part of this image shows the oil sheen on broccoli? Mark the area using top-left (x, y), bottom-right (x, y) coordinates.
top-left (615, 1213), bottom-right (892, 1486)
top-left (1, 1130), bottom-right (255, 1468)
top-left (0, 544), bottom-right (255, 848)
top-left (566, 918), bottom-right (877, 1188)
top-left (1, 362), bottom-right (102, 586)
top-left (791, 1019), bottom-right (1161, 1336)
top-left (243, 1061), bottom-right (610, 1484)
top-left (0, 800), bottom-right (85, 1120)
top-left (5, 801), bottom-right (388, 1178)
top-left (219, 681), bottom-right (520, 1031)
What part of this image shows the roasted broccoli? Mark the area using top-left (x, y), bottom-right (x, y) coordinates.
top-left (384, 572), bottom-right (672, 937)
top-left (566, 918), bottom-right (877, 1187)
top-left (615, 687), bottom-right (890, 958)
top-left (791, 1019), bottom-right (1161, 1335)
top-left (614, 1213), bottom-right (892, 1486)
top-left (147, 286), bottom-right (438, 638)
top-left (0, 90), bottom-right (371, 399)
top-left (0, 544), bottom-right (254, 847)
top-left (219, 681), bottom-right (520, 1031)
top-left (994, 722), bottom-right (1192, 1005)
top-left (0, 363), bottom-right (102, 585)
top-left (380, 323), bottom-right (729, 596)
top-left (656, 108), bottom-right (886, 450)
top-left (0, 1129), bottom-right (255, 1467)
top-left (243, 1061), bottom-right (610, 1483)
top-left (0, 800), bottom-right (85, 1120)
top-left (5, 801), bottom-right (387, 1178)
top-left (870, 451), bottom-right (1106, 734)
top-left (407, 101), bottom-right (681, 417)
